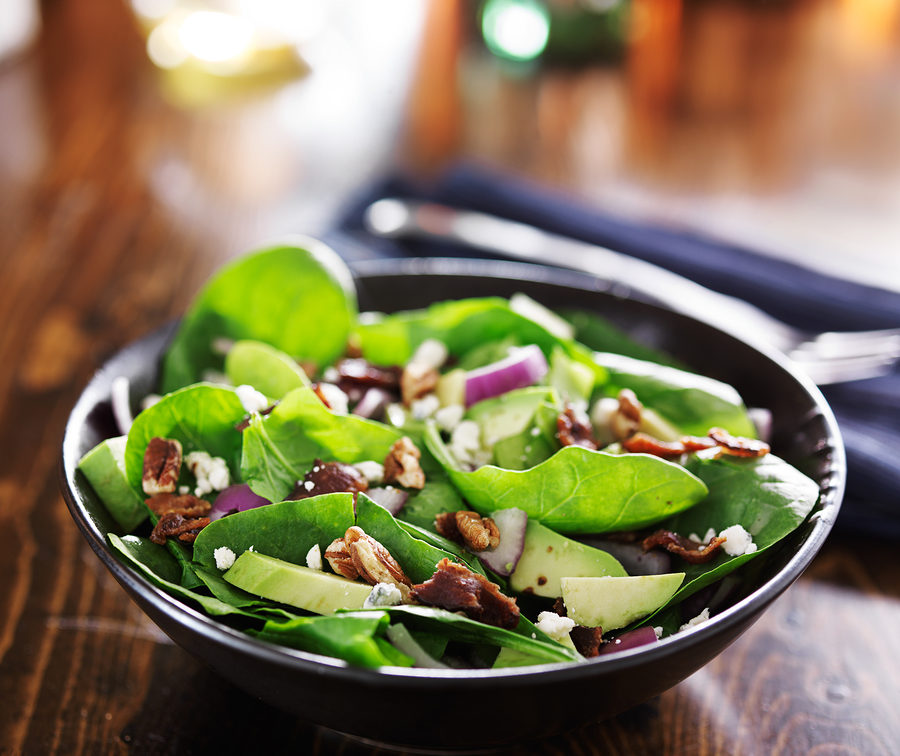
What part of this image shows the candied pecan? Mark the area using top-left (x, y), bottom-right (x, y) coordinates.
top-left (400, 363), bottom-right (439, 406)
top-left (142, 437), bottom-right (183, 495)
top-left (410, 558), bottom-right (520, 629)
top-left (383, 436), bottom-right (426, 489)
top-left (335, 358), bottom-right (401, 392)
top-left (324, 538), bottom-right (359, 580)
top-left (556, 405), bottom-right (598, 450)
top-left (437, 511), bottom-right (500, 552)
top-left (612, 389), bottom-right (642, 440)
top-left (642, 529), bottom-right (727, 564)
top-left (344, 526), bottom-right (412, 588)
top-left (571, 625), bottom-right (604, 658)
top-left (288, 459), bottom-right (369, 500)
top-left (145, 492), bottom-right (211, 518)
top-left (622, 433), bottom-right (717, 458)
top-left (552, 597), bottom-right (567, 616)
top-left (149, 512), bottom-right (210, 545)
top-left (708, 427), bottom-right (770, 458)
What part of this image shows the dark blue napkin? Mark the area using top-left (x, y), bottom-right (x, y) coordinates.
top-left (329, 164), bottom-right (900, 538)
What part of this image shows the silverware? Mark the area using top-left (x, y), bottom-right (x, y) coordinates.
top-left (364, 198), bottom-right (900, 385)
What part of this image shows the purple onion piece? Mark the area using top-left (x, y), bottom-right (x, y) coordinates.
top-left (581, 538), bottom-right (672, 576)
top-left (465, 345), bottom-right (549, 408)
top-left (366, 486), bottom-right (409, 516)
top-left (474, 507), bottom-right (528, 577)
top-left (352, 387), bottom-right (391, 420)
top-left (210, 484), bottom-right (270, 520)
top-left (599, 626), bottom-right (658, 656)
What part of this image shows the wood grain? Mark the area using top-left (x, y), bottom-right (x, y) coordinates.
top-left (1, 1), bottom-right (899, 753)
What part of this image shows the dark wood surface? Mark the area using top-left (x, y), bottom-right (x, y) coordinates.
top-left (2, 1), bottom-right (899, 753)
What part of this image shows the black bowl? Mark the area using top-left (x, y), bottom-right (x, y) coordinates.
top-left (60, 258), bottom-right (844, 750)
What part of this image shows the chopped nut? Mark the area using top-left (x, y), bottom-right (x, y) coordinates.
top-left (400, 363), bottom-right (439, 406)
top-left (556, 405), bottom-right (598, 450)
top-left (149, 512), bottom-right (209, 545)
top-left (142, 437), bottom-right (183, 495)
top-left (612, 389), bottom-right (642, 440)
top-left (436, 511), bottom-right (500, 551)
top-left (383, 436), bottom-right (426, 489)
top-left (324, 537), bottom-right (359, 580)
top-left (642, 529), bottom-right (727, 564)
top-left (145, 492), bottom-right (211, 518)
top-left (344, 526), bottom-right (412, 589)
top-left (708, 427), bottom-right (770, 458)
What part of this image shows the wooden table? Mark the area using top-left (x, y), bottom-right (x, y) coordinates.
top-left (2, 1), bottom-right (899, 753)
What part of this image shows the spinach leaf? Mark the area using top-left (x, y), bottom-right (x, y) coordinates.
top-left (224, 340), bottom-right (310, 398)
top-left (254, 611), bottom-right (413, 668)
top-left (395, 520), bottom-right (488, 577)
top-left (397, 480), bottom-right (465, 530)
top-left (192, 493), bottom-right (356, 570)
top-left (240, 386), bottom-right (402, 502)
top-left (425, 424), bottom-right (708, 533)
top-left (594, 352), bottom-right (756, 437)
top-left (162, 242), bottom-right (357, 392)
top-left (564, 310), bottom-right (679, 366)
top-left (650, 453), bottom-right (820, 611)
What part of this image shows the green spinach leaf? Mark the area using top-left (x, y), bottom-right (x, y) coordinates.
top-left (224, 340), bottom-right (310, 398)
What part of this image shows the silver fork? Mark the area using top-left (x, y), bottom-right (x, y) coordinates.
top-left (364, 198), bottom-right (900, 385)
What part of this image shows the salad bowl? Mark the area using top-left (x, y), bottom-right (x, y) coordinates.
top-left (60, 257), bottom-right (844, 749)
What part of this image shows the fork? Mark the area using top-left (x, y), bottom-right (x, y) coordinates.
top-left (364, 198), bottom-right (900, 385)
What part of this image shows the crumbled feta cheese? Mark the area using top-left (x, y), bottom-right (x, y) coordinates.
top-left (363, 582), bottom-right (404, 608)
top-left (201, 369), bottom-right (231, 385)
top-left (322, 366), bottom-right (340, 383)
top-left (449, 420), bottom-right (492, 469)
top-left (385, 403), bottom-right (406, 427)
top-left (354, 460), bottom-right (385, 485)
top-left (689, 528), bottom-right (718, 545)
top-left (235, 384), bottom-right (269, 414)
top-left (530, 426), bottom-right (541, 437)
top-left (185, 451), bottom-right (230, 497)
top-left (653, 626), bottom-right (663, 639)
top-left (409, 339), bottom-right (448, 371)
top-left (306, 544), bottom-right (323, 571)
top-left (411, 393), bottom-right (440, 420)
top-left (719, 524), bottom-right (757, 556)
top-left (302, 480), bottom-right (315, 492)
top-left (178, 485), bottom-right (190, 495)
top-left (316, 383), bottom-right (349, 415)
top-left (213, 546), bottom-right (236, 571)
top-left (679, 607), bottom-right (711, 633)
top-left (535, 611), bottom-right (576, 643)
top-left (434, 404), bottom-right (464, 432)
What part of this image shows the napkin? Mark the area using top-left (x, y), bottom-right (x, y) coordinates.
top-left (329, 164), bottom-right (900, 538)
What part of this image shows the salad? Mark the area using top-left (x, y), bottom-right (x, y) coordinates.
top-left (78, 241), bottom-right (820, 669)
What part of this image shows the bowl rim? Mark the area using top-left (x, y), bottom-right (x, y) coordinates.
top-left (59, 256), bottom-right (846, 687)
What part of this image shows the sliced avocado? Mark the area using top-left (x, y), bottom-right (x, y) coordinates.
top-left (436, 368), bottom-right (466, 407)
top-left (78, 436), bottom-right (147, 531)
top-left (561, 573), bottom-right (685, 630)
top-left (549, 346), bottom-right (595, 404)
top-left (509, 521), bottom-right (626, 598)
top-left (639, 407), bottom-right (682, 442)
top-left (224, 551), bottom-right (373, 614)
top-left (467, 386), bottom-right (556, 447)
top-left (224, 339), bottom-right (310, 399)
top-left (492, 400), bottom-right (559, 469)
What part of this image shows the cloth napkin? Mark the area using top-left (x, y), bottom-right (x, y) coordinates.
top-left (329, 164), bottom-right (900, 538)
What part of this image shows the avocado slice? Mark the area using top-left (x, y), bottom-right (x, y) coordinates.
top-left (561, 573), bottom-right (685, 630)
top-left (549, 346), bottom-right (595, 404)
top-left (509, 521), bottom-right (626, 598)
top-left (467, 386), bottom-right (556, 447)
top-left (78, 436), bottom-right (147, 531)
top-left (223, 551), bottom-right (373, 614)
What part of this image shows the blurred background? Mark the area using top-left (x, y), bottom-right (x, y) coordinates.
top-left (2, 0), bottom-right (899, 291)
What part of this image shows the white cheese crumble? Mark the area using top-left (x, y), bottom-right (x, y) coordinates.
top-left (213, 546), bottom-right (236, 571)
top-left (385, 402), bottom-right (406, 427)
top-left (302, 480), bottom-right (315, 492)
top-left (411, 393), bottom-right (440, 420)
top-left (688, 528), bottom-right (718, 545)
top-left (185, 451), bottom-right (231, 497)
top-left (354, 460), bottom-right (385, 485)
top-left (535, 611), bottom-right (576, 643)
top-left (306, 544), bottom-right (323, 571)
top-left (322, 366), bottom-right (340, 383)
top-left (679, 607), bottom-right (711, 633)
top-left (434, 404), bottom-right (464, 432)
top-left (317, 383), bottom-right (349, 415)
top-left (363, 582), bottom-right (404, 608)
top-left (449, 420), bottom-right (492, 469)
top-left (235, 384), bottom-right (269, 414)
top-left (653, 626), bottom-right (664, 639)
top-left (410, 338), bottom-right (448, 371)
top-left (719, 524), bottom-right (757, 556)
top-left (178, 485), bottom-right (190, 495)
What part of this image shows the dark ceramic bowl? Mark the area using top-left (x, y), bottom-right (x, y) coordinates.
top-left (60, 258), bottom-right (844, 750)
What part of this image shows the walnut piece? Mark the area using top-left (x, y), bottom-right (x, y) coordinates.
top-left (344, 526), bottom-right (412, 589)
top-left (324, 537), bottom-right (359, 580)
top-left (383, 436), bottom-right (426, 489)
top-left (142, 437), bottom-right (183, 495)
top-left (556, 405), bottom-right (598, 450)
top-left (435, 511), bottom-right (500, 552)
top-left (400, 363), bottom-right (439, 406)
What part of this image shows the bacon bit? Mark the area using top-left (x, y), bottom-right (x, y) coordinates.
top-left (142, 437), bottom-right (183, 495)
top-left (336, 358), bottom-right (402, 392)
top-left (435, 511), bottom-right (500, 551)
top-left (642, 529), bottom-right (727, 564)
top-left (150, 512), bottom-right (210, 545)
top-left (235, 403), bottom-right (278, 432)
top-left (623, 432), bottom-right (717, 458)
top-left (556, 405), bottom-right (598, 450)
top-left (145, 492), bottom-right (211, 518)
top-left (383, 436), bottom-right (426, 489)
top-left (288, 459), bottom-right (369, 500)
top-left (570, 626), bottom-right (604, 658)
top-left (708, 427), bottom-right (770, 458)
top-left (400, 363), bottom-right (439, 406)
top-left (410, 558), bottom-right (520, 629)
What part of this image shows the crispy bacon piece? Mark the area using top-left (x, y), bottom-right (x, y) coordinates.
top-left (288, 459), bottom-right (369, 500)
top-left (410, 558), bottom-right (520, 629)
top-left (142, 437), bottom-right (182, 495)
top-left (556, 405), bottom-right (598, 450)
top-left (150, 512), bottom-right (210, 545)
top-left (570, 626), bottom-right (604, 658)
top-left (708, 427), bottom-right (770, 458)
top-left (642, 529), bottom-right (727, 564)
top-left (434, 511), bottom-right (500, 552)
top-left (145, 492), bottom-right (211, 518)
top-left (623, 432), bottom-right (717, 458)
top-left (335, 358), bottom-right (402, 392)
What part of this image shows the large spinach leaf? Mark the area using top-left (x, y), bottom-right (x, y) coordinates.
top-left (240, 386), bottom-right (402, 502)
top-left (425, 424), bottom-right (708, 533)
top-left (162, 242), bottom-right (357, 392)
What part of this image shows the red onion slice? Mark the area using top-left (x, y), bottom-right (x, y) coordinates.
top-left (580, 538), bottom-right (672, 576)
top-left (210, 484), bottom-right (270, 520)
top-left (465, 345), bottom-right (549, 408)
top-left (352, 387), bottom-right (391, 420)
top-left (366, 486), bottom-right (409, 516)
top-left (474, 507), bottom-right (527, 576)
top-left (598, 626), bottom-right (658, 656)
